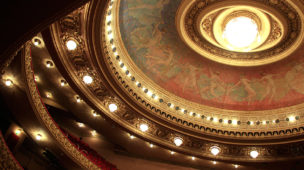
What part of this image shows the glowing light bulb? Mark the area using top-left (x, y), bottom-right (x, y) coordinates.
top-left (83, 75), bottom-right (93, 84)
top-left (170, 151), bottom-right (175, 155)
top-left (173, 137), bottom-right (183, 147)
top-left (149, 143), bottom-right (154, 148)
top-left (130, 135), bottom-right (135, 139)
top-left (210, 146), bottom-right (220, 156)
top-left (66, 40), bottom-right (77, 50)
top-left (223, 17), bottom-right (258, 50)
top-left (289, 116), bottom-right (296, 122)
top-left (46, 92), bottom-right (52, 98)
top-left (36, 134), bottom-right (42, 140)
top-left (33, 38), bottom-right (41, 46)
top-left (60, 80), bottom-right (67, 86)
top-left (91, 130), bottom-right (97, 136)
top-left (76, 96), bottom-right (81, 103)
top-left (250, 150), bottom-right (259, 159)
top-left (140, 123), bottom-right (149, 132)
top-left (108, 103), bottom-right (118, 112)
top-left (234, 164), bottom-right (239, 168)
top-left (15, 129), bottom-right (22, 135)
top-left (213, 161), bottom-right (217, 165)
top-left (232, 120), bottom-right (238, 125)
top-left (78, 123), bottom-right (85, 127)
top-left (34, 75), bottom-right (39, 82)
top-left (191, 156), bottom-right (195, 160)
top-left (5, 79), bottom-right (13, 86)
top-left (46, 61), bottom-right (53, 68)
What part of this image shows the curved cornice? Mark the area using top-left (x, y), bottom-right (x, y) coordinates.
top-left (0, 132), bottom-right (23, 170)
top-left (23, 41), bottom-right (100, 170)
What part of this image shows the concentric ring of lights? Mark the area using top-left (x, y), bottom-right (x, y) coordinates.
top-left (27, 0), bottom-right (304, 165)
top-left (103, 0), bottom-right (300, 129)
top-left (103, 0), bottom-right (243, 127)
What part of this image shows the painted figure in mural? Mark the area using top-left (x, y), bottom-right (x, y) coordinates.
top-left (286, 62), bottom-right (304, 95)
top-left (199, 67), bottom-right (226, 99)
top-left (229, 75), bottom-right (256, 103)
top-left (129, 22), bottom-right (165, 51)
top-left (145, 46), bottom-right (174, 77)
top-left (180, 63), bottom-right (200, 93)
top-left (259, 73), bottom-right (277, 102)
top-left (120, 0), bottom-right (304, 108)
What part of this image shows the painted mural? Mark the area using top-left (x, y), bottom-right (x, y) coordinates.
top-left (119, 0), bottom-right (304, 110)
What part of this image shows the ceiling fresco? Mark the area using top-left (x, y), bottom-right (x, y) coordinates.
top-left (119, 0), bottom-right (304, 111)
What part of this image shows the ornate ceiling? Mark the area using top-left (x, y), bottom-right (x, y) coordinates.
top-left (16, 0), bottom-right (304, 166)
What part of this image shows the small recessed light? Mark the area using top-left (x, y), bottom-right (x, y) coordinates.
top-left (5, 79), bottom-right (13, 87)
top-left (289, 116), bottom-right (296, 122)
top-left (170, 151), bottom-right (175, 155)
top-left (210, 146), bottom-right (221, 156)
top-left (108, 103), bottom-right (118, 112)
top-left (149, 143), bottom-right (154, 148)
top-left (250, 150), bottom-right (259, 159)
top-left (130, 135), bottom-right (135, 139)
top-left (34, 75), bottom-right (39, 82)
top-left (76, 96), bottom-right (81, 103)
top-left (212, 161), bottom-right (217, 165)
top-left (234, 164), bottom-right (239, 168)
top-left (232, 120), bottom-right (238, 125)
top-left (77, 122), bottom-right (85, 127)
top-left (139, 123), bottom-right (149, 132)
top-left (46, 61), bottom-right (54, 68)
top-left (60, 80), bottom-right (67, 86)
top-left (191, 156), bottom-right (195, 160)
top-left (173, 137), bottom-right (183, 147)
top-left (46, 92), bottom-right (52, 98)
top-left (91, 130), bottom-right (97, 136)
top-left (33, 38), bottom-right (41, 46)
top-left (36, 134), bottom-right (42, 141)
top-left (83, 75), bottom-right (93, 84)
top-left (15, 129), bottom-right (22, 135)
top-left (66, 40), bottom-right (77, 50)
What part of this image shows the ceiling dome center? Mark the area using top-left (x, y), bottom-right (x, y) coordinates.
top-left (223, 16), bottom-right (259, 51)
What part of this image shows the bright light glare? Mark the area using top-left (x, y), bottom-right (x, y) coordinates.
top-left (250, 150), bottom-right (259, 158)
top-left (15, 129), bottom-right (22, 135)
top-left (173, 137), bottom-right (183, 146)
top-left (66, 40), bottom-right (77, 50)
top-left (83, 75), bottom-right (93, 84)
top-left (140, 123), bottom-right (149, 132)
top-left (223, 17), bottom-right (258, 49)
top-left (289, 116), bottom-right (296, 122)
top-left (36, 134), bottom-right (42, 140)
top-left (109, 103), bottom-right (118, 112)
top-left (5, 79), bottom-right (13, 86)
top-left (210, 146), bottom-right (220, 156)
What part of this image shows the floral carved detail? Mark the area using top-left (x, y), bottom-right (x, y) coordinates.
top-left (184, 0), bottom-right (300, 60)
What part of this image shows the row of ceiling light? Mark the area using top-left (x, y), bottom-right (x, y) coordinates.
top-left (22, 4), bottom-right (257, 167)
top-left (1, 23), bottom-right (293, 168)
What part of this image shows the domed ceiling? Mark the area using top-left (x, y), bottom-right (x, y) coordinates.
top-left (119, 0), bottom-right (304, 111)
top-left (45, 0), bottom-right (304, 164)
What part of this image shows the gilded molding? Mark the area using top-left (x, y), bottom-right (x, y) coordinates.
top-left (0, 132), bottom-right (23, 170)
top-left (23, 41), bottom-right (100, 169)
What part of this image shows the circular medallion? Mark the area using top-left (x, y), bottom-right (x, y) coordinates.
top-left (176, 0), bottom-right (304, 66)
